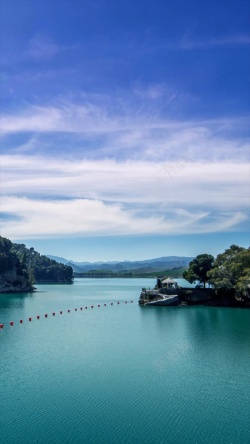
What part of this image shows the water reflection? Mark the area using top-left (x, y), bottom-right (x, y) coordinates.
top-left (1, 279), bottom-right (250, 444)
top-left (139, 304), bottom-right (250, 352)
top-left (0, 292), bottom-right (32, 309)
top-left (139, 304), bottom-right (181, 330)
top-left (182, 306), bottom-right (250, 338)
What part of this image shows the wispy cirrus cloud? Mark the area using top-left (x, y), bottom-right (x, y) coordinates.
top-left (133, 83), bottom-right (168, 100)
top-left (27, 36), bottom-right (61, 60)
top-left (1, 35), bottom-right (74, 67)
top-left (1, 97), bottom-right (249, 159)
top-left (1, 94), bottom-right (249, 240)
top-left (0, 195), bottom-right (246, 239)
top-left (1, 154), bottom-right (248, 207)
top-left (179, 34), bottom-right (250, 50)
top-left (0, 152), bottom-right (249, 239)
top-left (160, 34), bottom-right (250, 51)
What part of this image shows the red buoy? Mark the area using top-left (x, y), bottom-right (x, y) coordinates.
top-left (29, 317), bottom-right (32, 321)
top-left (37, 315), bottom-right (40, 319)
top-left (0, 324), bottom-right (4, 329)
top-left (10, 321), bottom-right (14, 326)
top-left (20, 319), bottom-right (23, 324)
top-left (45, 314), bottom-right (48, 318)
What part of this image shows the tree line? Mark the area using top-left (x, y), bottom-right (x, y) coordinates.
top-left (183, 245), bottom-right (250, 301)
top-left (0, 236), bottom-right (73, 284)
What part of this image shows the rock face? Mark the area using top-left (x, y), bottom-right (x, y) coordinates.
top-left (0, 268), bottom-right (34, 293)
top-left (139, 288), bottom-right (181, 305)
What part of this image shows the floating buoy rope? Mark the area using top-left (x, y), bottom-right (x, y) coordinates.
top-left (0, 301), bottom-right (133, 329)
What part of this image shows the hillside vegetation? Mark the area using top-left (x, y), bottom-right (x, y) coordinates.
top-left (183, 245), bottom-right (250, 304)
top-left (0, 236), bottom-right (73, 292)
top-left (0, 237), bottom-right (34, 293)
top-left (74, 266), bottom-right (187, 278)
top-left (47, 254), bottom-right (192, 276)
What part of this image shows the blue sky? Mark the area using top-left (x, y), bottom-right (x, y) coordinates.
top-left (0, 0), bottom-right (249, 261)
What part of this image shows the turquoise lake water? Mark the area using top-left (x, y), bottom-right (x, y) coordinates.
top-left (0, 278), bottom-right (249, 444)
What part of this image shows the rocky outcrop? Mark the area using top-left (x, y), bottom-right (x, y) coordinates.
top-left (139, 288), bottom-right (181, 305)
top-left (0, 268), bottom-right (34, 293)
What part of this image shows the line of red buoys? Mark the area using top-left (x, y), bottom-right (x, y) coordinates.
top-left (0, 300), bottom-right (133, 329)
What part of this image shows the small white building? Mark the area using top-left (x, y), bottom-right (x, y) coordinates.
top-left (161, 278), bottom-right (178, 289)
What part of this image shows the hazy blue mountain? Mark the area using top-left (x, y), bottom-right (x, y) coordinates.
top-left (46, 255), bottom-right (193, 273)
top-left (46, 256), bottom-right (105, 266)
top-left (46, 255), bottom-right (72, 265)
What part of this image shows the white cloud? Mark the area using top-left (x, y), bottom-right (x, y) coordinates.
top-left (163, 34), bottom-right (250, 51)
top-left (1, 154), bottom-right (249, 207)
top-left (1, 101), bottom-right (158, 135)
top-left (0, 153), bottom-right (249, 238)
top-left (0, 101), bottom-right (244, 134)
top-left (28, 37), bottom-right (60, 60)
top-left (1, 97), bottom-right (249, 239)
top-left (134, 84), bottom-right (168, 100)
top-left (0, 196), bottom-right (246, 239)
top-left (1, 102), bottom-right (249, 163)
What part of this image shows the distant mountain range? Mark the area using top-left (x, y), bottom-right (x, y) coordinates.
top-left (46, 255), bottom-right (193, 274)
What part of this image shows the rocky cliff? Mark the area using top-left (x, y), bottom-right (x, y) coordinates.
top-left (0, 267), bottom-right (34, 293)
top-left (0, 236), bottom-right (35, 293)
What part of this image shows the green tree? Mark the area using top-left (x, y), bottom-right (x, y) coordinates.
top-left (0, 236), bottom-right (12, 254)
top-left (183, 254), bottom-right (214, 288)
top-left (1, 236), bottom-right (73, 288)
top-left (208, 245), bottom-right (250, 299)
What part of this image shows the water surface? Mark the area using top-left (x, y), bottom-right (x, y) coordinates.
top-left (0, 279), bottom-right (249, 444)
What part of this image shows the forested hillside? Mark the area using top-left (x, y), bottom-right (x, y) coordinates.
top-left (0, 236), bottom-right (34, 292)
top-left (0, 236), bottom-right (73, 292)
top-left (12, 242), bottom-right (73, 283)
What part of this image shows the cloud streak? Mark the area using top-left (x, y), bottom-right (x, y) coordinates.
top-left (160, 34), bottom-right (250, 51)
top-left (1, 96), bottom-right (249, 239)
top-left (0, 152), bottom-right (249, 238)
top-left (1, 101), bottom-right (249, 163)
top-left (1, 155), bottom-right (249, 205)
top-left (0, 196), bottom-right (246, 239)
